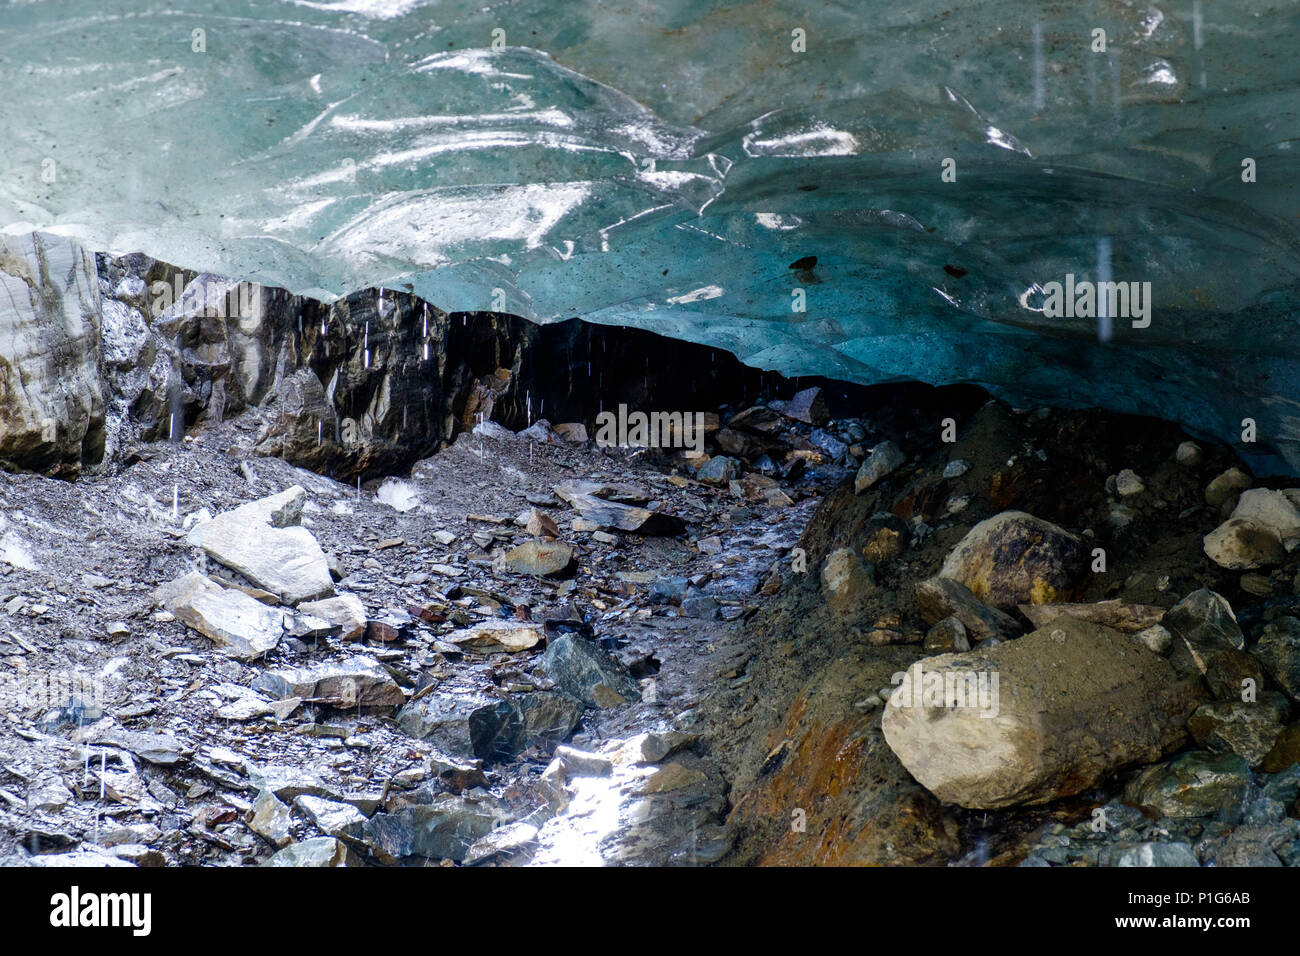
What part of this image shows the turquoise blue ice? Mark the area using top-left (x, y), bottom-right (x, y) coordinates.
top-left (2, 1), bottom-right (1299, 470)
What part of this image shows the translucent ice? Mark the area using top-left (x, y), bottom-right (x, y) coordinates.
top-left (1, 1), bottom-right (1299, 470)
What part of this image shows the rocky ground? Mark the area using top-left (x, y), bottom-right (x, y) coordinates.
top-left (4, 375), bottom-right (1300, 866)
top-left (0, 385), bottom-right (839, 866)
top-left (707, 399), bottom-right (1300, 867)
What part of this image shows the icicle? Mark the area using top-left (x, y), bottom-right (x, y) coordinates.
top-left (1032, 23), bottom-right (1044, 111)
top-left (173, 484), bottom-right (179, 520)
top-left (1193, 1), bottom-right (1206, 88)
top-left (1096, 237), bottom-right (1113, 344)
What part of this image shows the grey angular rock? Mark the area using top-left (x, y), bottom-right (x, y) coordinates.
top-left (500, 540), bottom-right (574, 577)
top-left (361, 794), bottom-right (506, 863)
top-left (463, 820), bottom-right (540, 866)
top-left (1188, 693), bottom-right (1291, 768)
top-left (186, 486), bottom-right (334, 605)
top-left (1253, 616), bottom-right (1300, 701)
top-left (1163, 589), bottom-right (1264, 700)
top-left (262, 837), bottom-right (353, 867)
top-left (294, 795), bottom-right (367, 841)
top-left (252, 656), bottom-right (404, 710)
top-left (553, 480), bottom-right (685, 535)
top-left (649, 575), bottom-right (689, 604)
top-left (249, 790), bottom-right (293, 848)
top-left (1124, 751), bottom-right (1251, 819)
top-left (854, 440), bottom-right (905, 493)
top-left (396, 690), bottom-right (498, 757)
top-left (466, 691), bottom-right (584, 763)
top-left (681, 591), bottom-right (720, 619)
top-left (247, 765), bottom-right (341, 802)
top-left (915, 575), bottom-right (1020, 642)
top-left (773, 387), bottom-right (828, 426)
top-left (252, 368), bottom-right (339, 474)
top-left (696, 456), bottom-right (741, 486)
top-left (443, 619), bottom-right (544, 654)
top-left (1114, 843), bottom-right (1200, 867)
top-left (22, 849), bottom-right (135, 868)
top-left (153, 571), bottom-right (287, 660)
top-left (296, 594), bottom-right (367, 641)
top-left (541, 634), bottom-right (640, 708)
top-left (90, 728), bottom-right (186, 766)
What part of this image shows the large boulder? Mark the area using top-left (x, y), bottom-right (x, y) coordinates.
top-left (186, 486), bottom-right (334, 606)
top-left (881, 618), bottom-right (1207, 808)
top-left (1124, 752), bottom-right (1252, 819)
top-left (1202, 487), bottom-right (1300, 569)
top-left (396, 686), bottom-right (580, 763)
top-left (396, 690), bottom-right (497, 757)
top-left (1203, 518), bottom-right (1286, 570)
top-left (152, 572), bottom-right (286, 660)
top-left (938, 511), bottom-right (1085, 610)
top-left (361, 794), bottom-right (508, 863)
top-left (465, 692), bottom-right (584, 763)
top-left (540, 634), bottom-right (640, 708)
top-left (1188, 693), bottom-right (1291, 768)
top-left (0, 233), bottom-right (105, 473)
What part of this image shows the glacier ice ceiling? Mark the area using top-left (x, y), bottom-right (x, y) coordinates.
top-left (2, 0), bottom-right (1300, 471)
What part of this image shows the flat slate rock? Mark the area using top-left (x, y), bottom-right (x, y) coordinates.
top-left (153, 571), bottom-right (287, 660)
top-left (252, 655), bottom-right (404, 710)
top-left (186, 486), bottom-right (334, 606)
top-left (553, 481), bottom-right (684, 535)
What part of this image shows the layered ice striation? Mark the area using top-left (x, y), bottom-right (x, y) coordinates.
top-left (2, 0), bottom-right (1300, 470)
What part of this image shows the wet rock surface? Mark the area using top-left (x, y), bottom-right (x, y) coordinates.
top-left (0, 359), bottom-right (849, 867)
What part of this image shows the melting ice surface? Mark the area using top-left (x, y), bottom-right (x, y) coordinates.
top-left (2, 0), bottom-right (1300, 470)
